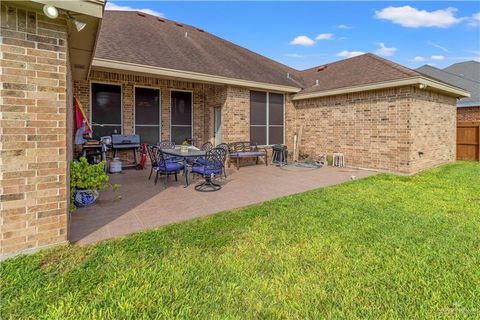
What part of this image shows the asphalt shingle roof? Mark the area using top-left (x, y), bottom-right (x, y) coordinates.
top-left (298, 54), bottom-right (421, 94)
top-left (95, 11), bottom-right (450, 96)
top-left (443, 61), bottom-right (480, 83)
top-left (94, 11), bottom-right (304, 88)
top-left (417, 64), bottom-right (479, 107)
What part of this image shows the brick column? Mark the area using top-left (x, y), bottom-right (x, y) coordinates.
top-left (222, 86), bottom-right (250, 143)
top-left (1, 5), bottom-right (69, 258)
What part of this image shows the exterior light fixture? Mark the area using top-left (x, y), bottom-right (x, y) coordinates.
top-left (66, 13), bottom-right (87, 32)
top-left (73, 19), bottom-right (87, 32)
top-left (43, 4), bottom-right (58, 19)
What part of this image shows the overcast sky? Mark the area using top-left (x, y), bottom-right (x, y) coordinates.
top-left (105, 1), bottom-right (480, 70)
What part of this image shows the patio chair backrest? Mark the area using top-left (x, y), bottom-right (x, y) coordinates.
top-left (204, 148), bottom-right (226, 172)
top-left (201, 142), bottom-right (213, 152)
top-left (158, 140), bottom-right (175, 150)
top-left (215, 143), bottom-right (229, 155)
top-left (147, 145), bottom-right (160, 166)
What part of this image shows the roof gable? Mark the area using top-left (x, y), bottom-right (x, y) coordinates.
top-left (298, 54), bottom-right (421, 94)
top-left (443, 61), bottom-right (480, 83)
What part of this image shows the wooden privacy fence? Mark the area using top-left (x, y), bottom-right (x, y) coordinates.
top-left (457, 122), bottom-right (479, 161)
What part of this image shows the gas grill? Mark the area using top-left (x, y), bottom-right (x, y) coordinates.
top-left (111, 134), bottom-right (141, 168)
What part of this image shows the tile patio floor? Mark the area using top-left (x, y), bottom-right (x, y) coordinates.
top-left (69, 164), bottom-right (376, 245)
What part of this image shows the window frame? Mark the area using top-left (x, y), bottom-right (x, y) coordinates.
top-left (169, 89), bottom-right (194, 143)
top-left (89, 81), bottom-right (123, 136)
top-left (133, 85), bottom-right (162, 144)
top-left (250, 91), bottom-right (285, 146)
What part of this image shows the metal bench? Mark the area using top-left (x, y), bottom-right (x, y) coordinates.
top-left (228, 141), bottom-right (268, 170)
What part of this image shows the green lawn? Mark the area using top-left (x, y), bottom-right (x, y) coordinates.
top-left (1, 162), bottom-right (479, 319)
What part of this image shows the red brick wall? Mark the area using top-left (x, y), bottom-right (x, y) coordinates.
top-left (457, 106), bottom-right (480, 122)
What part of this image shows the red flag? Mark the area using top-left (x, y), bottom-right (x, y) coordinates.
top-left (74, 97), bottom-right (92, 134)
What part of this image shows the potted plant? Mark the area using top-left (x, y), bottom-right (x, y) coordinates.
top-left (70, 157), bottom-right (120, 211)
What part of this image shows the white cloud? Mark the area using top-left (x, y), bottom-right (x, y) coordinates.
top-left (337, 24), bottom-right (352, 29)
top-left (336, 50), bottom-right (365, 58)
top-left (468, 12), bottom-right (480, 27)
top-left (427, 41), bottom-right (449, 53)
top-left (284, 53), bottom-right (305, 58)
top-left (413, 56), bottom-right (426, 62)
top-left (431, 55), bottom-right (446, 61)
top-left (289, 35), bottom-right (315, 46)
top-left (316, 33), bottom-right (334, 40)
top-left (375, 6), bottom-right (460, 28)
top-left (105, 2), bottom-right (164, 17)
top-left (375, 42), bottom-right (397, 56)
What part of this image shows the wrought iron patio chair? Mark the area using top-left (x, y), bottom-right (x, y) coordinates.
top-left (191, 148), bottom-right (226, 192)
top-left (147, 145), bottom-right (159, 181)
top-left (157, 140), bottom-right (182, 162)
top-left (157, 140), bottom-right (175, 149)
top-left (201, 142), bottom-right (213, 152)
top-left (215, 143), bottom-right (230, 178)
top-left (191, 142), bottom-right (214, 166)
top-left (149, 146), bottom-right (184, 186)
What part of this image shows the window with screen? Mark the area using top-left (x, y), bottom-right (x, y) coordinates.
top-left (91, 83), bottom-right (122, 139)
top-left (250, 91), bottom-right (284, 145)
top-left (171, 91), bottom-right (192, 145)
top-left (135, 87), bottom-right (160, 145)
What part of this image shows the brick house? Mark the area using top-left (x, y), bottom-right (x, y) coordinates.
top-left (0, 4), bottom-right (470, 258)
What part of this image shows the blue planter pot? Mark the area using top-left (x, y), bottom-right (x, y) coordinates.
top-left (74, 189), bottom-right (99, 207)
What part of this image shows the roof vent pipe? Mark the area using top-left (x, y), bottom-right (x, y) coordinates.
top-left (287, 72), bottom-right (290, 79)
top-left (185, 31), bottom-right (188, 38)
top-left (315, 80), bottom-right (319, 86)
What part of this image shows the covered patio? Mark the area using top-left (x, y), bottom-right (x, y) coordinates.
top-left (69, 165), bottom-right (376, 244)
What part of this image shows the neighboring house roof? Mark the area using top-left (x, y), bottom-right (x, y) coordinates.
top-left (443, 61), bottom-right (480, 83)
top-left (92, 11), bottom-right (469, 99)
top-left (417, 64), bottom-right (480, 107)
top-left (94, 11), bottom-right (304, 90)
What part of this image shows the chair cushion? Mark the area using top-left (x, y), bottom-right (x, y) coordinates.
top-left (159, 162), bottom-right (184, 172)
top-left (191, 165), bottom-right (222, 176)
top-left (193, 157), bottom-right (207, 165)
top-left (230, 151), bottom-right (265, 158)
top-left (166, 156), bottom-right (183, 162)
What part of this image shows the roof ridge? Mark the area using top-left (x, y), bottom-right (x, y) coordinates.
top-left (108, 10), bottom-right (204, 31)
top-left (445, 60), bottom-right (480, 68)
top-left (299, 53), bottom-right (369, 72)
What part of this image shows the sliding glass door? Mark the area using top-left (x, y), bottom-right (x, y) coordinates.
top-left (170, 91), bottom-right (192, 144)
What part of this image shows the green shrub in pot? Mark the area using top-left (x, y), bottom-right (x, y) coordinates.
top-left (70, 157), bottom-right (120, 211)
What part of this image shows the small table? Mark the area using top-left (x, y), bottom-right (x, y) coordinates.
top-left (82, 143), bottom-right (107, 162)
top-left (161, 148), bottom-right (206, 187)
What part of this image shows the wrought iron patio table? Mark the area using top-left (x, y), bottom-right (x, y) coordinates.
top-left (161, 148), bottom-right (206, 187)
